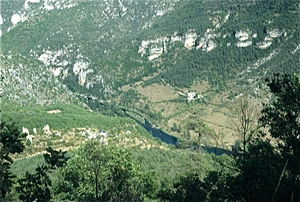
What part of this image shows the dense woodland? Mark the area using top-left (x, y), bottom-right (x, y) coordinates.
top-left (1, 74), bottom-right (299, 202)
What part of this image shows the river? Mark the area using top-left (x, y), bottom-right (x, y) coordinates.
top-left (139, 120), bottom-right (230, 156)
top-left (140, 120), bottom-right (178, 145)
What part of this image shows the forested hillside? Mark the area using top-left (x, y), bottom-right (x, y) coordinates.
top-left (1, 0), bottom-right (299, 99)
top-left (0, 0), bottom-right (299, 201)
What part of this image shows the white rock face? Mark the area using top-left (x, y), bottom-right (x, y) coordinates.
top-left (187, 92), bottom-right (196, 101)
top-left (47, 109), bottom-right (61, 114)
top-left (11, 14), bottom-right (21, 25)
top-left (197, 39), bottom-right (216, 52)
top-left (223, 13), bottom-right (230, 23)
top-left (24, 1), bottom-right (30, 9)
top-left (62, 68), bottom-right (68, 79)
top-left (196, 41), bottom-right (205, 50)
top-left (138, 29), bottom-right (219, 60)
top-left (52, 130), bottom-right (61, 137)
top-left (235, 30), bottom-right (249, 41)
top-left (0, 30), bottom-right (2, 38)
top-left (22, 127), bottom-right (30, 135)
top-left (0, 15), bottom-right (3, 25)
top-left (26, 134), bottom-right (34, 144)
top-left (43, 0), bottom-right (55, 10)
top-left (138, 37), bottom-right (168, 57)
top-left (171, 33), bottom-right (183, 43)
top-left (184, 33), bottom-right (197, 49)
top-left (236, 41), bottom-right (252, 47)
top-left (62, 60), bottom-right (69, 66)
top-left (33, 128), bottom-right (37, 134)
top-left (51, 67), bottom-right (62, 76)
top-left (78, 71), bottom-right (87, 85)
top-left (87, 128), bottom-right (97, 139)
top-left (43, 125), bottom-right (51, 135)
top-left (206, 41), bottom-right (217, 52)
top-left (292, 44), bottom-right (300, 54)
top-left (267, 29), bottom-right (282, 38)
top-left (38, 53), bottom-right (51, 65)
top-left (196, 29), bottom-right (218, 52)
top-left (256, 41), bottom-right (272, 49)
top-left (149, 47), bottom-right (163, 61)
top-left (157, 10), bottom-right (165, 16)
top-left (73, 60), bottom-right (89, 75)
top-left (239, 36), bottom-right (249, 41)
top-left (38, 50), bottom-right (64, 66)
top-left (264, 36), bottom-right (273, 41)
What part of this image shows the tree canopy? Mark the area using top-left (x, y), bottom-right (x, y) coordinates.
top-left (0, 122), bottom-right (25, 199)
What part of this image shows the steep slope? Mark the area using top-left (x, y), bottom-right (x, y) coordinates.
top-left (0, 54), bottom-right (74, 106)
top-left (1, 0), bottom-right (179, 100)
top-left (1, 0), bottom-right (299, 144)
top-left (2, 0), bottom-right (299, 99)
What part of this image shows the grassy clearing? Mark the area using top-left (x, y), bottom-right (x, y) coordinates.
top-left (137, 83), bottom-right (178, 102)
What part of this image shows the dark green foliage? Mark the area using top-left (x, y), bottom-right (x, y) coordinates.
top-left (54, 141), bottom-right (144, 202)
top-left (43, 147), bottom-right (69, 169)
top-left (158, 172), bottom-right (206, 202)
top-left (132, 147), bottom-right (209, 200)
top-left (171, 122), bottom-right (177, 132)
top-left (0, 122), bottom-right (25, 199)
top-left (177, 124), bottom-right (182, 133)
top-left (222, 138), bottom-right (283, 202)
top-left (204, 74), bottom-right (300, 201)
top-left (16, 165), bottom-right (51, 202)
top-left (16, 147), bottom-right (69, 202)
top-left (260, 74), bottom-right (300, 201)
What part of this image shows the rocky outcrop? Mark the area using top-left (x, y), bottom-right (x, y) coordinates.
top-left (196, 29), bottom-right (218, 52)
top-left (138, 37), bottom-right (168, 60)
top-left (43, 125), bottom-right (51, 135)
top-left (171, 33), bottom-right (183, 43)
top-left (236, 41), bottom-right (252, 47)
top-left (47, 109), bottom-right (61, 114)
top-left (26, 134), bottom-right (34, 144)
top-left (149, 47), bottom-right (164, 61)
top-left (73, 60), bottom-right (89, 75)
top-left (187, 92), bottom-right (196, 101)
top-left (256, 41), bottom-right (272, 49)
top-left (267, 29), bottom-right (282, 38)
top-left (0, 15), bottom-right (3, 25)
top-left (235, 30), bottom-right (249, 41)
top-left (22, 127), bottom-right (30, 135)
top-left (184, 33), bottom-right (197, 49)
top-left (51, 67), bottom-right (62, 76)
top-left (78, 71), bottom-right (87, 86)
top-left (138, 30), bottom-right (219, 60)
top-left (11, 14), bottom-right (24, 25)
top-left (38, 50), bottom-right (65, 66)
top-left (197, 40), bottom-right (217, 52)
